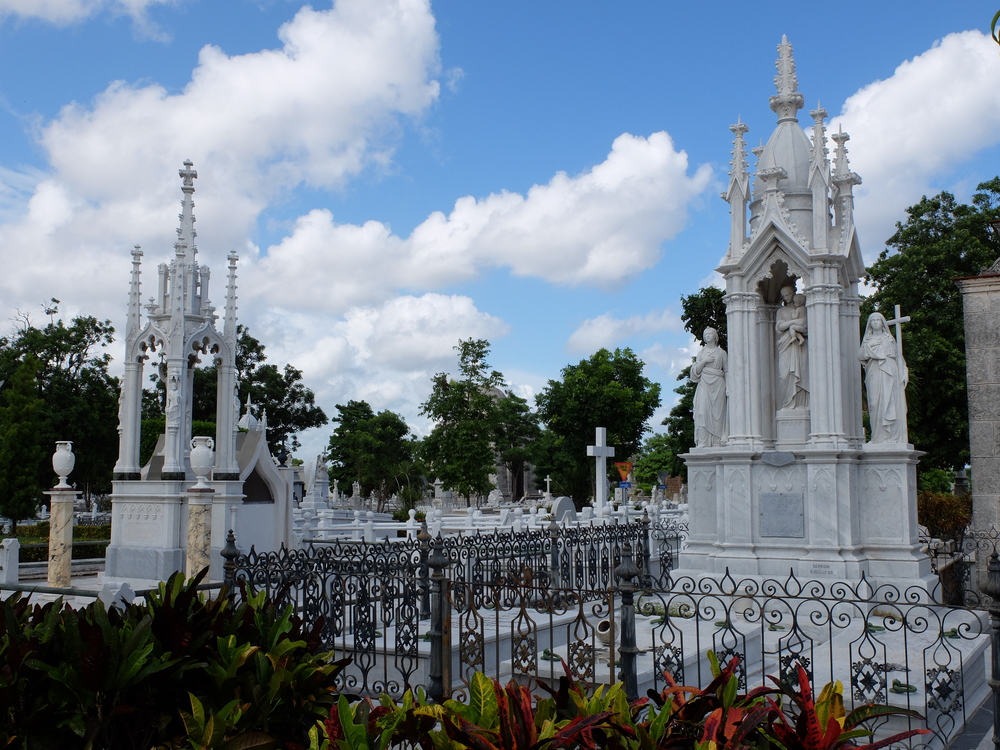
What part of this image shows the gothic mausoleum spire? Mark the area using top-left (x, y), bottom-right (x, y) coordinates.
top-left (724, 118), bottom-right (750, 259)
top-left (175, 160), bottom-right (198, 260)
top-left (769, 34), bottom-right (804, 122)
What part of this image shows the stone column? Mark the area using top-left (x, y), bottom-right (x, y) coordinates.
top-left (113, 358), bottom-right (144, 479)
top-left (213, 362), bottom-right (239, 479)
top-left (957, 271), bottom-right (1000, 532)
top-left (804, 277), bottom-right (843, 446)
top-left (840, 286), bottom-right (865, 447)
top-left (724, 289), bottom-right (762, 448)
top-left (46, 488), bottom-right (77, 588)
top-left (186, 488), bottom-right (214, 577)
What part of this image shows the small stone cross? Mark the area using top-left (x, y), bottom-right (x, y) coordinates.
top-left (586, 427), bottom-right (615, 512)
top-left (544, 475), bottom-right (552, 497)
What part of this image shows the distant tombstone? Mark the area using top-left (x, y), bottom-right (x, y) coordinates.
top-left (487, 489), bottom-right (503, 507)
top-left (550, 496), bottom-right (577, 524)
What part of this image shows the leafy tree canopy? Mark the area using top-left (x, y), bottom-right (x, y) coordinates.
top-left (493, 392), bottom-right (541, 502)
top-left (862, 177), bottom-right (1000, 470)
top-left (0, 306), bottom-right (119, 501)
top-left (534, 347), bottom-right (661, 507)
top-left (0, 356), bottom-right (47, 530)
top-left (327, 400), bottom-right (422, 511)
top-left (420, 339), bottom-right (507, 504)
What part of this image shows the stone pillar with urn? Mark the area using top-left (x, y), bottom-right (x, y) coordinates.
top-left (186, 436), bottom-right (215, 576)
top-left (46, 441), bottom-right (78, 588)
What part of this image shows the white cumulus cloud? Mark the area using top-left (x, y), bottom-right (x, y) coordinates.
top-left (0, 0), bottom-right (442, 322)
top-left (0, 0), bottom-right (177, 25)
top-left (567, 309), bottom-right (683, 354)
top-left (250, 131), bottom-right (713, 314)
top-left (831, 30), bottom-right (1000, 254)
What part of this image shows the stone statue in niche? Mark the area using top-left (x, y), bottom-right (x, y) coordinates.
top-left (775, 285), bottom-right (809, 409)
top-left (691, 327), bottom-right (728, 447)
top-left (859, 312), bottom-right (908, 443)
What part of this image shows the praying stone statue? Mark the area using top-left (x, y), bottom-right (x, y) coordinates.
top-left (691, 327), bottom-right (728, 447)
top-left (775, 285), bottom-right (808, 409)
top-left (859, 312), bottom-right (908, 443)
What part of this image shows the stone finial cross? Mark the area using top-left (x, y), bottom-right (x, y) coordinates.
top-left (544, 475), bottom-right (552, 497)
top-left (586, 427), bottom-right (615, 512)
top-left (179, 159), bottom-right (198, 186)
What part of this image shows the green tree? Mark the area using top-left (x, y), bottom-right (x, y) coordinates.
top-left (0, 310), bottom-right (119, 501)
top-left (862, 178), bottom-right (1000, 470)
top-left (420, 339), bottom-right (505, 506)
top-left (633, 432), bottom-right (675, 486)
top-left (658, 286), bottom-right (728, 480)
top-left (327, 400), bottom-right (420, 511)
top-left (534, 348), bottom-right (661, 507)
top-left (493, 392), bottom-right (540, 502)
top-left (0, 357), bottom-right (46, 530)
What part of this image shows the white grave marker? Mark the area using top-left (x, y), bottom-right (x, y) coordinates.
top-left (586, 427), bottom-right (615, 513)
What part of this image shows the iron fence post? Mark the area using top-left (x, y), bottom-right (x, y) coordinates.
top-left (548, 518), bottom-right (561, 589)
top-left (615, 539), bottom-right (641, 701)
top-left (220, 528), bottom-right (239, 600)
top-left (428, 533), bottom-right (450, 702)
top-left (417, 521), bottom-right (431, 620)
top-left (639, 509), bottom-right (651, 587)
top-left (982, 551), bottom-right (1000, 750)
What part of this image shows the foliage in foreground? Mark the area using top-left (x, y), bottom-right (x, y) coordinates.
top-left (1, 572), bottom-right (930, 750)
top-left (311, 653), bottom-right (928, 750)
top-left (0, 570), bottom-right (344, 749)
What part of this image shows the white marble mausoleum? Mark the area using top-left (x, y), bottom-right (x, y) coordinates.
top-left (681, 38), bottom-right (932, 588)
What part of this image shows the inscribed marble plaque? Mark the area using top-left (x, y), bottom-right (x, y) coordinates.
top-left (760, 493), bottom-right (804, 538)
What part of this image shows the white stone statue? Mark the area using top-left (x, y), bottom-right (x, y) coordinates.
top-left (775, 285), bottom-right (809, 409)
top-left (691, 327), bottom-right (728, 447)
top-left (859, 312), bottom-right (908, 443)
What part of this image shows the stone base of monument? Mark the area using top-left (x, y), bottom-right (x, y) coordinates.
top-left (106, 478), bottom-right (251, 583)
top-left (680, 443), bottom-right (936, 592)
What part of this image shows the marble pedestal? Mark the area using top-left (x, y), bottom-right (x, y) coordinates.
top-left (679, 442), bottom-right (934, 591)
top-left (45, 488), bottom-right (77, 588)
top-left (185, 488), bottom-right (214, 577)
top-left (106, 478), bottom-right (244, 583)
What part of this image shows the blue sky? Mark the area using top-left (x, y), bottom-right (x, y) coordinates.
top-left (1, 0), bottom-right (998, 460)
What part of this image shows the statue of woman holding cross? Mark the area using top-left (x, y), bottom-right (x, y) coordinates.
top-left (859, 311), bottom-right (909, 443)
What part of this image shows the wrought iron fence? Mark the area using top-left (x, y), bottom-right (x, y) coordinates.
top-left (225, 517), bottom-right (684, 697)
top-left (224, 518), bottom-right (997, 747)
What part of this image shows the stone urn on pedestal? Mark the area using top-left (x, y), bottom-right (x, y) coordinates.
top-left (189, 436), bottom-right (215, 489)
top-left (52, 441), bottom-right (75, 488)
top-left (47, 441), bottom-right (78, 588)
top-left (186, 436), bottom-right (216, 577)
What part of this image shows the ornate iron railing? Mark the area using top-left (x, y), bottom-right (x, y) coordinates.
top-left (222, 521), bottom-right (1000, 748)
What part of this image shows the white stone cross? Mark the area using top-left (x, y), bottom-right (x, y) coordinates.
top-left (885, 304), bottom-right (910, 348)
top-left (544, 475), bottom-right (552, 498)
top-left (587, 427), bottom-right (615, 512)
top-left (885, 304), bottom-right (910, 380)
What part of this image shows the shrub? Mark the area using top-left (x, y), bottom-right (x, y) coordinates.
top-left (0, 571), bottom-right (346, 749)
top-left (917, 491), bottom-right (972, 540)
